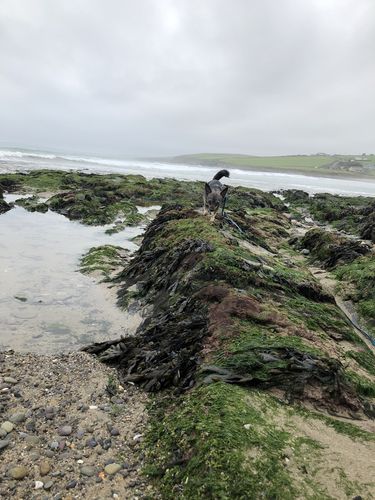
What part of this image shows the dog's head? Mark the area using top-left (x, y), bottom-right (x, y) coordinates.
top-left (205, 184), bottom-right (228, 212)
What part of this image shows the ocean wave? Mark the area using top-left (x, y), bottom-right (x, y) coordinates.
top-left (0, 149), bottom-right (57, 160)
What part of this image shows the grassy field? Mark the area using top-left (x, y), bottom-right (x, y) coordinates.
top-left (172, 153), bottom-right (375, 177)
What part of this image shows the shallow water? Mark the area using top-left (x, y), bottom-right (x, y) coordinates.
top-left (0, 201), bottom-right (145, 353)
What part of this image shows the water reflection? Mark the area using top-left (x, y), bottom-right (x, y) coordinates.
top-left (0, 201), bottom-right (145, 353)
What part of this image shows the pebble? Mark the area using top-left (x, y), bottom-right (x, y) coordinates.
top-left (110, 427), bottom-right (120, 436)
top-left (76, 428), bottom-right (85, 439)
top-left (9, 411), bottom-right (26, 423)
top-left (1, 421), bottom-right (14, 433)
top-left (101, 438), bottom-right (112, 450)
top-left (80, 465), bottom-right (96, 477)
top-left (86, 438), bottom-right (98, 448)
top-left (35, 480), bottom-right (44, 489)
top-left (49, 441), bottom-right (59, 450)
top-left (0, 439), bottom-right (10, 450)
top-left (66, 480), bottom-right (77, 489)
top-left (44, 480), bottom-right (54, 490)
top-left (8, 465), bottom-right (29, 479)
top-left (89, 405), bottom-right (98, 410)
top-left (26, 420), bottom-right (36, 432)
top-left (0, 429), bottom-right (7, 438)
top-left (25, 435), bottom-right (40, 446)
top-left (40, 461), bottom-right (51, 476)
top-left (104, 463), bottom-right (122, 475)
top-left (3, 376), bottom-right (18, 384)
top-left (59, 425), bottom-right (72, 436)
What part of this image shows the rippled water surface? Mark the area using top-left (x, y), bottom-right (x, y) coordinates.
top-left (0, 200), bottom-right (145, 353)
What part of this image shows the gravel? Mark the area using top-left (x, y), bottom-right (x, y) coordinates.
top-left (0, 350), bottom-right (152, 499)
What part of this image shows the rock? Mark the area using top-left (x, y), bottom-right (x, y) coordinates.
top-left (58, 425), bottom-right (72, 436)
top-left (101, 438), bottom-right (112, 450)
top-left (25, 435), bottom-right (40, 446)
top-left (76, 428), bottom-right (85, 439)
top-left (80, 465), bottom-right (96, 477)
top-left (35, 480), bottom-right (44, 489)
top-left (9, 411), bottom-right (26, 423)
top-left (26, 420), bottom-right (36, 432)
top-left (44, 480), bottom-right (54, 490)
top-left (8, 465), bottom-right (29, 479)
top-left (86, 438), bottom-right (98, 448)
top-left (39, 461), bottom-right (51, 476)
top-left (110, 427), bottom-right (120, 436)
top-left (301, 248), bottom-right (310, 255)
top-left (49, 441), bottom-right (59, 450)
top-left (1, 421), bottom-right (14, 433)
top-left (0, 429), bottom-right (7, 438)
top-left (104, 463), bottom-right (122, 475)
top-left (66, 480), bottom-right (77, 489)
top-left (3, 376), bottom-right (17, 384)
top-left (0, 439), bottom-right (10, 450)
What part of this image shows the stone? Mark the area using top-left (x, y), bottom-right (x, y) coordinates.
top-left (44, 480), bottom-right (54, 490)
top-left (9, 412), bottom-right (26, 424)
top-left (101, 438), bottom-right (112, 450)
top-left (9, 465), bottom-right (28, 479)
top-left (86, 438), bottom-right (98, 448)
top-left (35, 480), bottom-right (44, 489)
top-left (80, 465), bottom-right (96, 477)
top-left (25, 435), bottom-right (40, 446)
top-left (3, 376), bottom-right (17, 384)
top-left (0, 429), bottom-right (7, 438)
top-left (76, 428), bottom-right (85, 439)
top-left (1, 421), bottom-right (14, 433)
top-left (0, 439), bottom-right (10, 450)
top-left (49, 441), bottom-right (59, 450)
top-left (66, 480), bottom-right (77, 489)
top-left (110, 428), bottom-right (120, 436)
top-left (39, 461), bottom-right (51, 476)
top-left (104, 463), bottom-right (122, 475)
top-left (58, 425), bottom-right (72, 436)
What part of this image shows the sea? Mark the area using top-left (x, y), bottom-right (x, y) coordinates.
top-left (1, 148), bottom-right (375, 196)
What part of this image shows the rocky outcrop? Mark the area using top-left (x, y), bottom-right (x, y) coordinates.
top-left (0, 188), bottom-right (11, 214)
top-left (297, 228), bottom-right (371, 269)
top-left (84, 206), bottom-right (374, 417)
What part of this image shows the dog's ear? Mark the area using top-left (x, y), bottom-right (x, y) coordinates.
top-left (205, 183), bottom-right (212, 195)
top-left (221, 186), bottom-right (228, 197)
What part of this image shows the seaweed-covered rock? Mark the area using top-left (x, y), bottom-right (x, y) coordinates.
top-left (298, 228), bottom-right (371, 269)
top-left (360, 208), bottom-right (375, 242)
top-left (15, 195), bottom-right (48, 213)
top-left (84, 206), bottom-right (373, 416)
top-left (0, 189), bottom-right (11, 214)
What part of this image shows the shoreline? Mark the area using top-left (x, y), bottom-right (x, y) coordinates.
top-left (159, 158), bottom-right (375, 182)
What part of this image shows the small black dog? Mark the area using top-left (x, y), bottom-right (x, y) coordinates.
top-left (203, 169), bottom-right (230, 221)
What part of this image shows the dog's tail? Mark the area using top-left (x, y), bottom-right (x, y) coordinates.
top-left (213, 169), bottom-right (230, 180)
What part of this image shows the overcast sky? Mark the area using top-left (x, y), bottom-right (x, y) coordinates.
top-left (0, 0), bottom-right (374, 157)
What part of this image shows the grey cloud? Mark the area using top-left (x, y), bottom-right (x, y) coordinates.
top-left (0, 0), bottom-right (374, 156)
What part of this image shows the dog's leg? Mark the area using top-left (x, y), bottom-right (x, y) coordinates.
top-left (210, 211), bottom-right (217, 223)
top-left (203, 195), bottom-right (207, 215)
